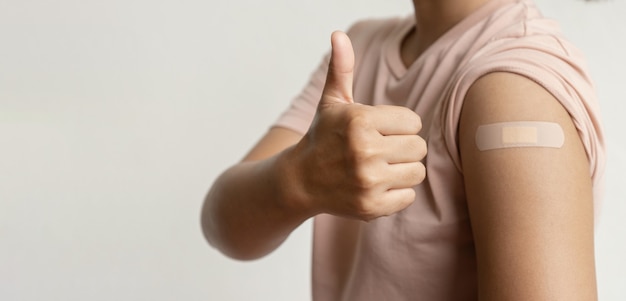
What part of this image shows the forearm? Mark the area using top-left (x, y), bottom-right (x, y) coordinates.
top-left (202, 32), bottom-right (427, 260)
top-left (201, 148), bottom-right (312, 260)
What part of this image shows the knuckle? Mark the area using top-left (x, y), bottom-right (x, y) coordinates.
top-left (354, 167), bottom-right (380, 189)
top-left (405, 110), bottom-right (422, 133)
top-left (402, 162), bottom-right (426, 186)
top-left (396, 194), bottom-right (416, 214)
top-left (402, 188), bottom-right (417, 204)
top-left (390, 189), bottom-right (415, 213)
top-left (388, 191), bottom-right (415, 216)
top-left (361, 215), bottom-right (377, 222)
top-left (345, 129), bottom-right (380, 164)
top-left (413, 114), bottom-right (422, 132)
top-left (396, 136), bottom-right (426, 162)
top-left (396, 106), bottom-right (422, 133)
top-left (353, 196), bottom-right (379, 221)
top-left (414, 162), bottom-right (426, 183)
top-left (355, 202), bottom-right (373, 218)
top-left (415, 137), bottom-right (427, 159)
top-left (350, 137), bottom-right (377, 162)
top-left (345, 108), bottom-right (371, 131)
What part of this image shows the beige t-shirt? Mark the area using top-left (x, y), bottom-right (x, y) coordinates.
top-left (274, 0), bottom-right (605, 300)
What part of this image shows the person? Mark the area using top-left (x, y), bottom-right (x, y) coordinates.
top-left (201, 0), bottom-right (605, 299)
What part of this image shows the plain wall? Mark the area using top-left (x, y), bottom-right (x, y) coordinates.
top-left (1, 0), bottom-right (624, 300)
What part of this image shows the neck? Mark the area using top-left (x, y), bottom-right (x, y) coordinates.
top-left (402, 0), bottom-right (492, 66)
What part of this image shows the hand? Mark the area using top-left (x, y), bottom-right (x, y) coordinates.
top-left (288, 31), bottom-right (427, 221)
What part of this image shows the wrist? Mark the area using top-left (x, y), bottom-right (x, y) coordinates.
top-left (273, 140), bottom-right (320, 219)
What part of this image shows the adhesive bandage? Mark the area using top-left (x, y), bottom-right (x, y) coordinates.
top-left (475, 121), bottom-right (564, 151)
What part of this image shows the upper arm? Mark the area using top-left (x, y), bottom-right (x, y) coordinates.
top-left (242, 127), bottom-right (303, 162)
top-left (459, 72), bottom-right (597, 300)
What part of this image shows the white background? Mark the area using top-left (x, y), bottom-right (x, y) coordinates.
top-left (1, 0), bottom-right (624, 300)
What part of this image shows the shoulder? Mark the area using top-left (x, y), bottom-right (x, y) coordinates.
top-left (461, 72), bottom-right (573, 126)
top-left (464, 0), bottom-right (584, 68)
top-left (458, 72), bottom-right (596, 178)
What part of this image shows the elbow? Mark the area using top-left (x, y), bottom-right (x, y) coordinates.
top-left (200, 206), bottom-right (218, 251)
top-left (200, 223), bottom-right (267, 261)
top-left (200, 199), bottom-right (265, 261)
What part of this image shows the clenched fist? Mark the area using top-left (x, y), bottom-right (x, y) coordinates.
top-left (285, 31), bottom-right (427, 221)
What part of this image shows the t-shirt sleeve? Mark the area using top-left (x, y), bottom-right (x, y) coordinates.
top-left (272, 51), bottom-right (330, 135)
top-left (441, 36), bottom-right (606, 211)
top-left (272, 19), bottom-right (379, 135)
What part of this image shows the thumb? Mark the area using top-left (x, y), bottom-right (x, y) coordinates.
top-left (320, 31), bottom-right (355, 105)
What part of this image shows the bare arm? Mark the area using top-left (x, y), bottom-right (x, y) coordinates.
top-left (201, 128), bottom-right (306, 260)
top-left (201, 32), bottom-right (426, 260)
top-left (199, 38), bottom-right (308, 261)
top-left (459, 72), bottom-right (597, 300)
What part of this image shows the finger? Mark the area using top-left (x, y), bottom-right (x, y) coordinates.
top-left (320, 31), bottom-right (355, 105)
top-left (380, 135), bottom-right (427, 163)
top-left (378, 188), bottom-right (416, 216)
top-left (368, 105), bottom-right (422, 135)
top-left (383, 162), bottom-right (426, 189)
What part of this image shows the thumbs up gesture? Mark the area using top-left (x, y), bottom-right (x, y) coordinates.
top-left (286, 32), bottom-right (427, 221)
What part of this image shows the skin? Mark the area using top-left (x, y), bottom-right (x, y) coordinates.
top-left (202, 32), bottom-right (426, 260)
top-left (460, 72), bottom-right (597, 300)
top-left (202, 0), bottom-right (598, 299)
